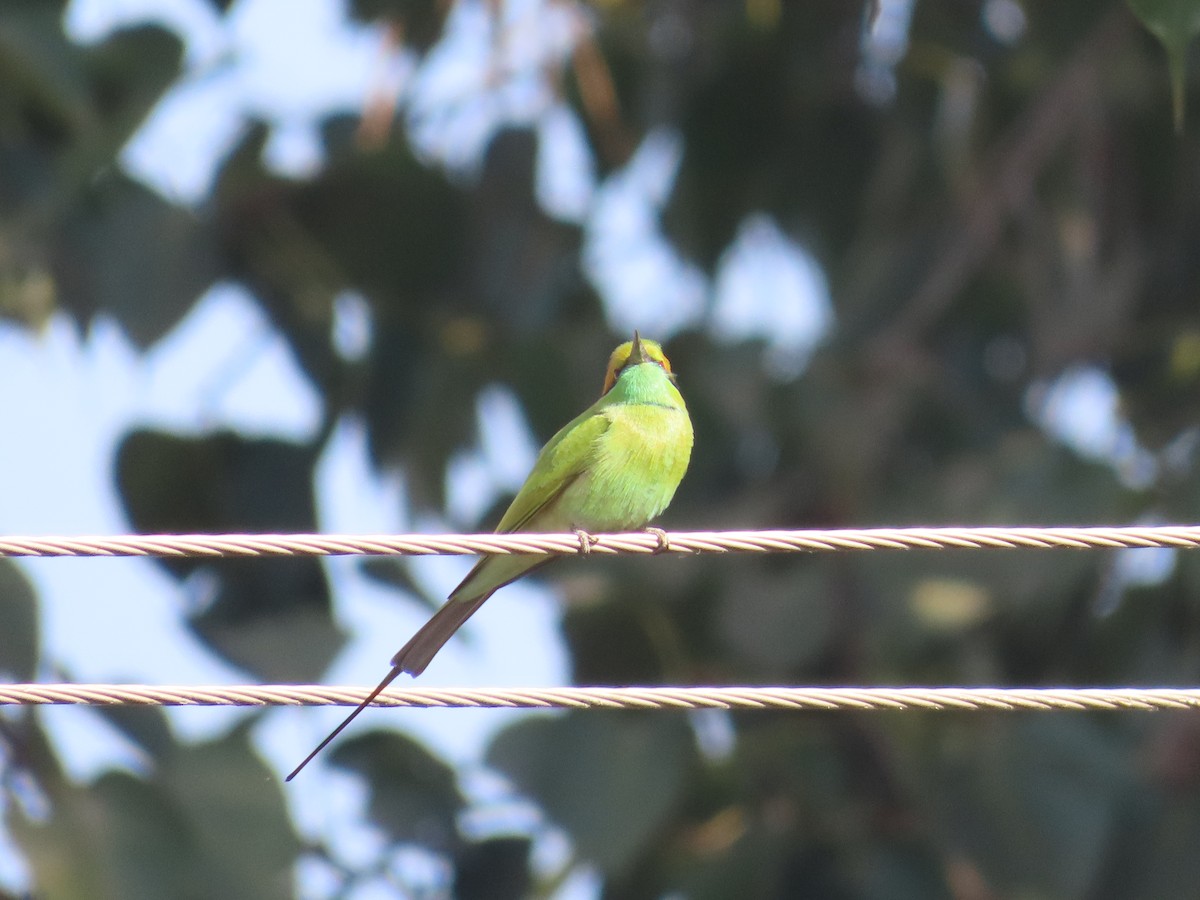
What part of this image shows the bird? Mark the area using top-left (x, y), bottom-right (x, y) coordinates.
top-left (287, 333), bottom-right (692, 780)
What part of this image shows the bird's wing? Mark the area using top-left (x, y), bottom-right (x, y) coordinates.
top-left (493, 410), bottom-right (611, 533)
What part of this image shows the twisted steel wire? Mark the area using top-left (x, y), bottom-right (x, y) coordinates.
top-left (1, 525), bottom-right (1199, 559)
top-left (2, 684), bottom-right (1200, 712)
top-left (5, 527), bottom-right (1196, 714)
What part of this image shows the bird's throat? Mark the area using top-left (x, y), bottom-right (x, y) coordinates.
top-left (608, 363), bottom-right (684, 409)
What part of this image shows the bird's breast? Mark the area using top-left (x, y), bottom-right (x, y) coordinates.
top-left (560, 402), bottom-right (693, 531)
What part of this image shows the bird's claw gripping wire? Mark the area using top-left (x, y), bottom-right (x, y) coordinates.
top-left (575, 529), bottom-right (595, 555)
top-left (645, 527), bottom-right (671, 553)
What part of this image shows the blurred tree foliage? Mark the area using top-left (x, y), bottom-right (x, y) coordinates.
top-left (4, 0), bottom-right (1200, 897)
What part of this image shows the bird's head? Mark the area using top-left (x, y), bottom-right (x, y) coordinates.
top-left (602, 331), bottom-right (676, 394)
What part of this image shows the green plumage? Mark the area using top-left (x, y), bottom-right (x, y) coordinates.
top-left (287, 334), bottom-right (691, 779)
top-left (395, 337), bottom-right (692, 674)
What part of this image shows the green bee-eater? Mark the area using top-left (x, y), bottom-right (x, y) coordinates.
top-left (287, 333), bottom-right (692, 779)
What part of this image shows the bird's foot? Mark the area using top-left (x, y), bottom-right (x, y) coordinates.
top-left (574, 529), bottom-right (596, 555)
top-left (644, 526), bottom-right (671, 554)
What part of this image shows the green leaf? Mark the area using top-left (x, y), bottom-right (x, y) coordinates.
top-left (90, 706), bottom-right (175, 760)
top-left (158, 722), bottom-right (301, 899)
top-left (9, 723), bottom-right (300, 900)
top-left (0, 5), bottom-right (91, 142)
top-left (487, 712), bottom-right (695, 875)
top-left (349, 0), bottom-right (450, 54)
top-left (330, 730), bottom-right (465, 852)
top-left (115, 429), bottom-right (345, 681)
top-left (454, 836), bottom-right (532, 900)
top-left (81, 25), bottom-right (184, 157)
top-left (185, 559), bottom-right (345, 682)
top-left (713, 561), bottom-right (836, 673)
top-left (929, 716), bottom-right (1136, 897)
top-left (0, 557), bottom-right (38, 679)
top-left (292, 132), bottom-right (466, 304)
top-left (359, 557), bottom-right (431, 608)
top-left (51, 174), bottom-right (216, 347)
top-left (11, 770), bottom-right (196, 900)
top-left (854, 840), bottom-right (954, 900)
top-left (1128, 0), bottom-right (1200, 130)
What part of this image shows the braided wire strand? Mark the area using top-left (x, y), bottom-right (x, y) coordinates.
top-left (4, 527), bottom-right (1195, 713)
top-left (1, 684), bottom-right (1199, 712)
top-left (0, 525), bottom-right (1199, 558)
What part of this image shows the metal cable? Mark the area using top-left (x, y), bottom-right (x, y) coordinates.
top-left (5, 528), bottom-right (1194, 714)
top-left (1, 525), bottom-right (1199, 558)
top-left (1, 684), bottom-right (1199, 712)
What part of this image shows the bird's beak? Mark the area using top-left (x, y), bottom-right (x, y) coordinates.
top-left (628, 330), bottom-right (647, 365)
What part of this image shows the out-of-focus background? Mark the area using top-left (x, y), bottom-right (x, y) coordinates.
top-left (3, 0), bottom-right (1200, 897)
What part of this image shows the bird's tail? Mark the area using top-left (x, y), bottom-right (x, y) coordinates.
top-left (391, 589), bottom-right (498, 676)
top-left (285, 662), bottom-right (404, 781)
top-left (395, 554), bottom-right (556, 675)
top-left (286, 590), bottom-right (496, 781)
